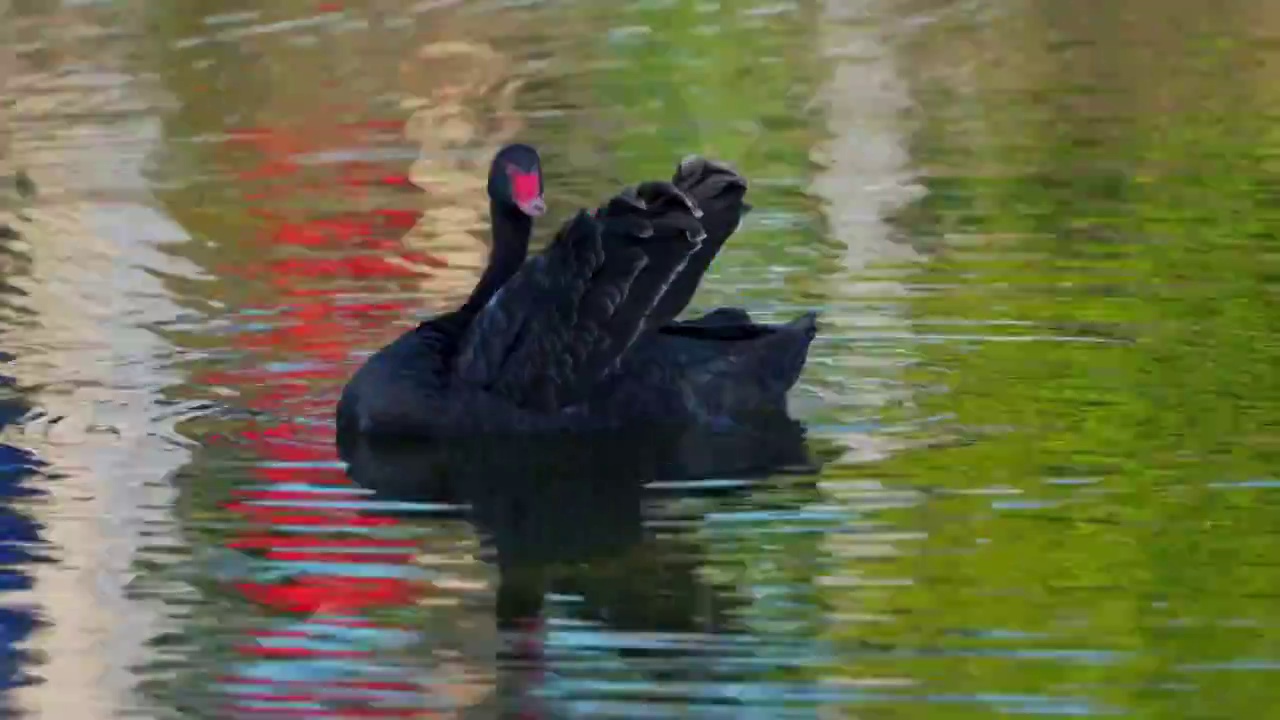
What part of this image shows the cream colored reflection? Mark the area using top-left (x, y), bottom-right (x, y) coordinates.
top-left (810, 3), bottom-right (930, 704)
top-left (0, 4), bottom-right (194, 718)
top-left (809, 0), bottom-right (925, 464)
top-left (396, 31), bottom-right (531, 718)
top-left (395, 39), bottom-right (525, 310)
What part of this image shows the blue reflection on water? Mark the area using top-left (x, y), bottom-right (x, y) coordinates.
top-left (0, 365), bottom-right (46, 692)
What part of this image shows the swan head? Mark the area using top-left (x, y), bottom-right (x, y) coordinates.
top-left (489, 143), bottom-right (546, 217)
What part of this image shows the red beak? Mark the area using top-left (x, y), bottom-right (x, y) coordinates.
top-left (510, 170), bottom-right (545, 217)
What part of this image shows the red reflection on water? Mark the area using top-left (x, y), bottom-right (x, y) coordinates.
top-left (234, 578), bottom-right (425, 616)
top-left (199, 118), bottom-right (447, 716)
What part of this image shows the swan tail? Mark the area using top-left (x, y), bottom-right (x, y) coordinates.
top-left (699, 311), bottom-right (820, 412)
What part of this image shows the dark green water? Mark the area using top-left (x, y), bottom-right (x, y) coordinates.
top-left (1, 0), bottom-right (1278, 717)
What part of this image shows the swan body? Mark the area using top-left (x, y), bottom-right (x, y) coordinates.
top-left (338, 146), bottom-right (818, 438)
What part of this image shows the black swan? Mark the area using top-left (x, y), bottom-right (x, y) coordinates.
top-left (337, 143), bottom-right (818, 437)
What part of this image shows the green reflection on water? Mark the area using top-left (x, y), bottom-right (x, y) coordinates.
top-left (835, 3), bottom-right (1280, 718)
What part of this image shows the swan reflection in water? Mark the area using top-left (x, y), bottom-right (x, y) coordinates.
top-left (338, 409), bottom-right (830, 713)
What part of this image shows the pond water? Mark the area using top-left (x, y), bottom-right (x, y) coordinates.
top-left (3, 0), bottom-right (1280, 717)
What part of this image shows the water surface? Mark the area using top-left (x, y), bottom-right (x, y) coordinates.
top-left (2, 0), bottom-right (1279, 717)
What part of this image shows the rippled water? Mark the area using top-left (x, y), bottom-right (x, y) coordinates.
top-left (2, 0), bottom-right (1279, 717)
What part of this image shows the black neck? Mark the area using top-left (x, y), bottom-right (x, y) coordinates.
top-left (460, 200), bottom-right (532, 315)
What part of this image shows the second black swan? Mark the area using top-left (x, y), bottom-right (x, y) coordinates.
top-left (337, 144), bottom-right (818, 437)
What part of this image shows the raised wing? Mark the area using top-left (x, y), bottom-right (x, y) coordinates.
top-left (454, 181), bottom-right (706, 413)
top-left (644, 156), bottom-right (751, 328)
